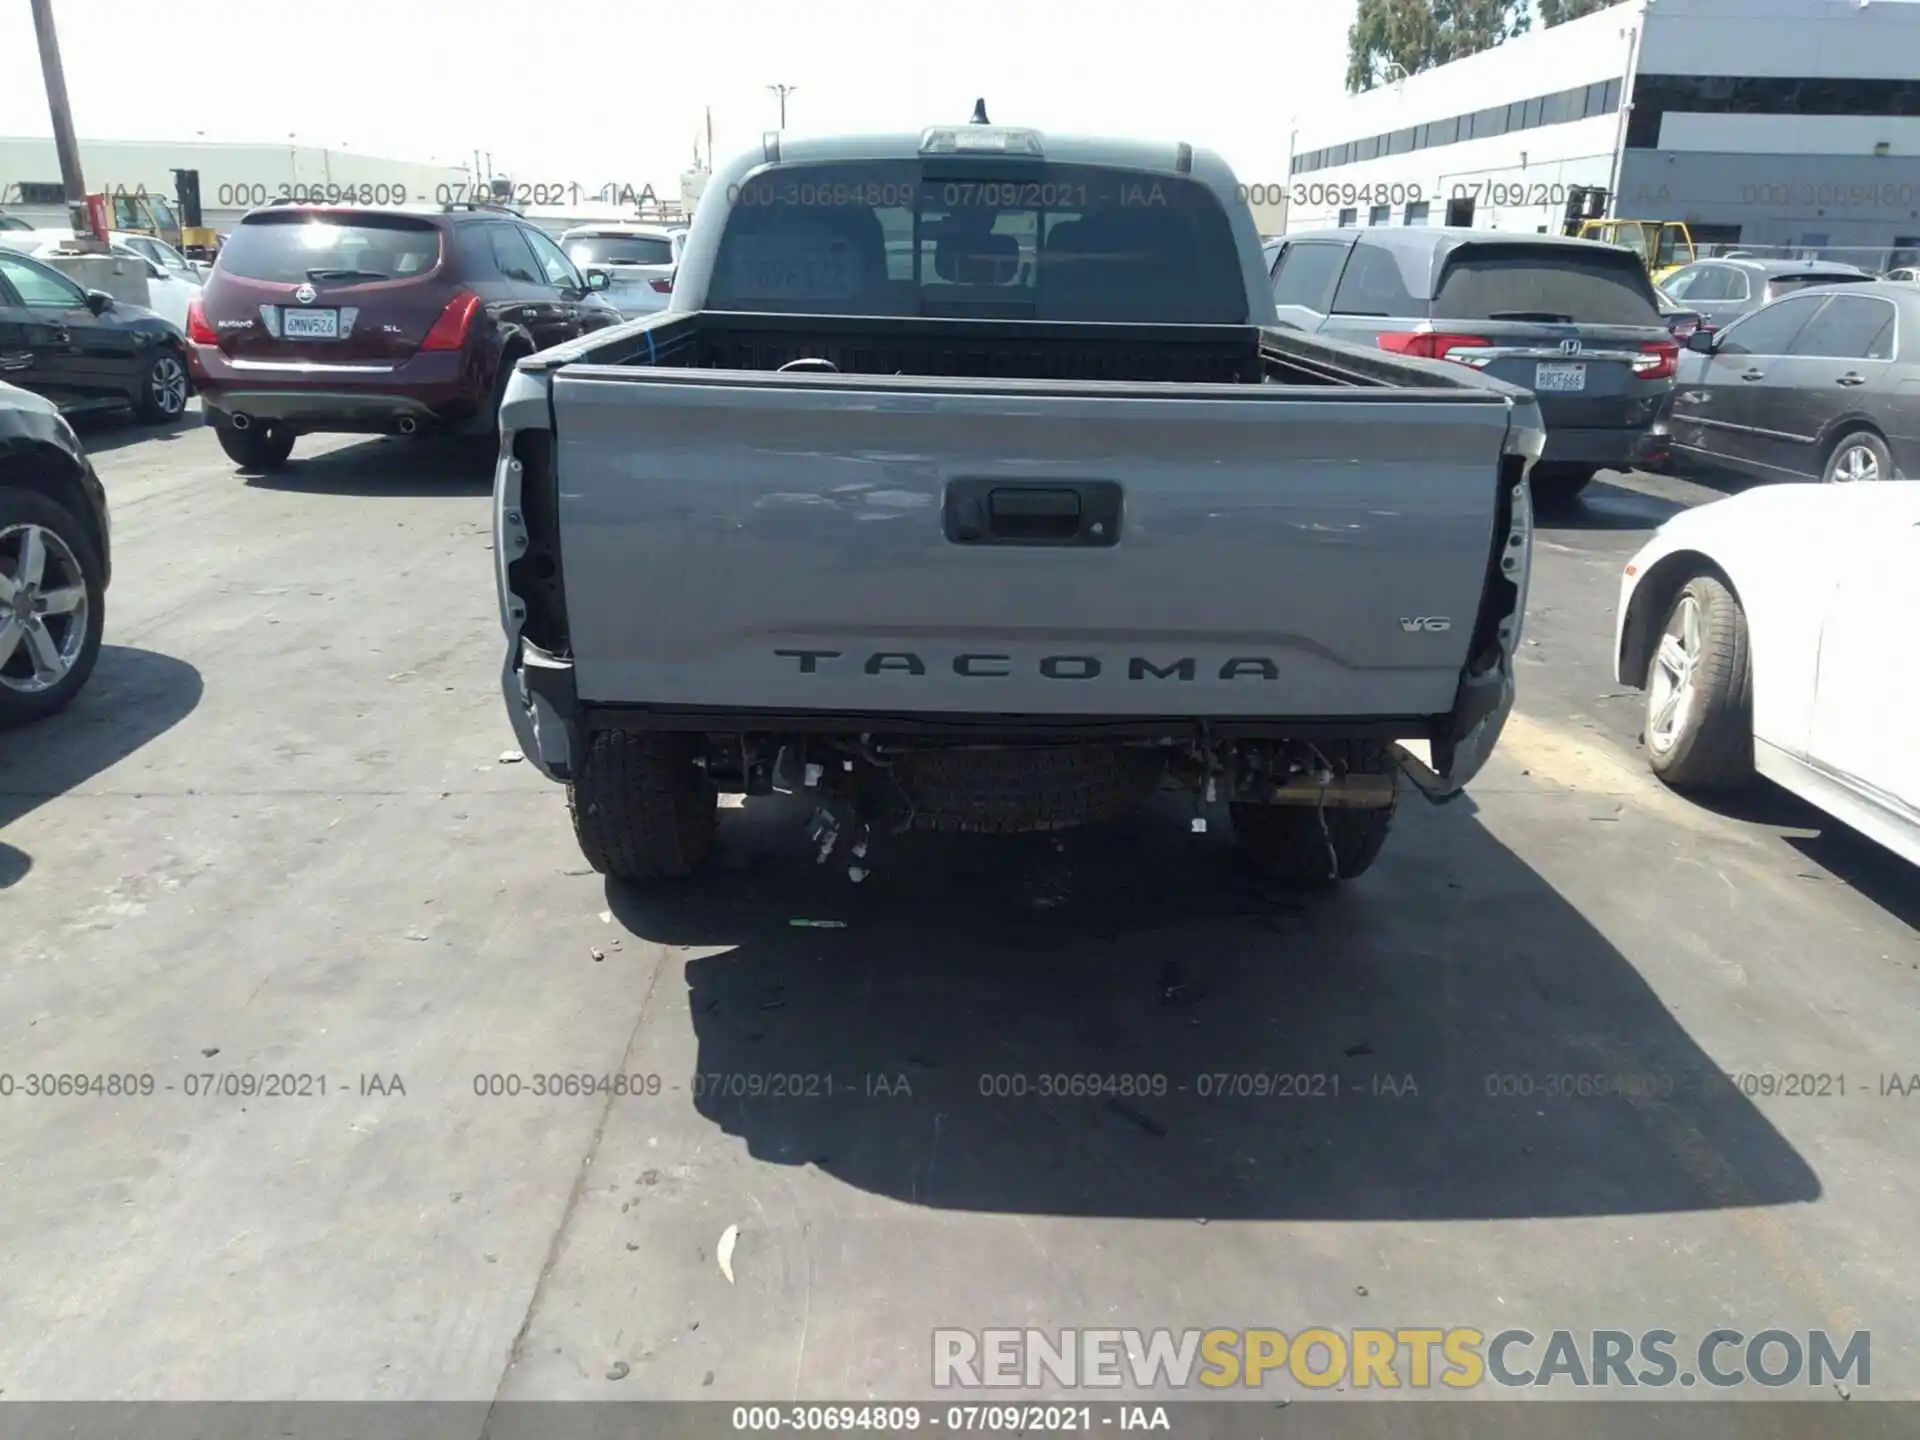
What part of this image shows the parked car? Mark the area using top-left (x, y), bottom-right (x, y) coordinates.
top-left (0, 380), bottom-right (111, 727)
top-left (1657, 257), bottom-right (1875, 333)
top-left (558, 223), bottom-right (677, 319)
top-left (112, 231), bottom-right (207, 287)
top-left (1268, 226), bottom-right (1676, 502)
top-left (1659, 282), bottom-right (1917, 485)
top-left (184, 202), bottom-right (624, 470)
top-left (1885, 267), bottom-right (1919, 284)
top-left (0, 231), bottom-right (197, 336)
top-left (496, 125), bottom-right (1542, 889)
top-left (1614, 481), bottom-right (1919, 868)
top-left (0, 248), bottom-right (191, 423)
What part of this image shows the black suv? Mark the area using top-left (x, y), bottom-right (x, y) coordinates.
top-left (187, 202), bottom-right (624, 470)
top-left (1, 380), bottom-right (111, 726)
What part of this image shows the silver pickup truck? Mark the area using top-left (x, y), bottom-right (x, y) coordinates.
top-left (494, 119), bottom-right (1543, 888)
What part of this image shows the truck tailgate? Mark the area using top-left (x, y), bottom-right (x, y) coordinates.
top-left (546, 370), bottom-right (1528, 719)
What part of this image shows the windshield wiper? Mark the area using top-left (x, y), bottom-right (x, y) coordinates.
top-left (1488, 310), bottom-right (1575, 322)
top-left (305, 268), bottom-right (388, 281)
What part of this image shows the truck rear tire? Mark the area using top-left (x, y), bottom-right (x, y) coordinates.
top-left (1230, 752), bottom-right (1399, 885)
top-left (568, 731), bottom-right (717, 881)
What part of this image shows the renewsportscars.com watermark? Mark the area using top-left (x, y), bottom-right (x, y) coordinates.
top-left (933, 1328), bottom-right (1871, 1392)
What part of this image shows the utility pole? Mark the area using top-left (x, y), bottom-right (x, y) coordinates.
top-left (767, 84), bottom-right (797, 129)
top-left (29, 0), bottom-right (103, 250)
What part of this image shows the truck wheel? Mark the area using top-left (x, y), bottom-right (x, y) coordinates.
top-left (0, 487), bottom-right (106, 730)
top-left (216, 423), bottom-right (296, 471)
top-left (1643, 573), bottom-right (1753, 791)
top-left (1530, 464), bottom-right (1596, 506)
top-left (568, 731), bottom-right (717, 881)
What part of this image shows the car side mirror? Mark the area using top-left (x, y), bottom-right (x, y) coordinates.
top-left (85, 289), bottom-right (114, 315)
top-left (583, 267), bottom-right (611, 291)
top-left (1685, 329), bottom-right (1719, 354)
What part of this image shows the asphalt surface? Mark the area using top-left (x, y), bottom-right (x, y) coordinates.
top-left (2, 414), bottom-right (1917, 1420)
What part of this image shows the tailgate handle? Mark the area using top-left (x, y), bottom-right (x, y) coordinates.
top-left (944, 479), bottom-right (1121, 548)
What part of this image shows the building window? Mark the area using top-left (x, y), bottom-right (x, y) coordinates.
top-left (1369, 204), bottom-right (1391, 225)
top-left (1446, 196), bottom-right (1475, 226)
top-left (1405, 201), bottom-right (1431, 225)
top-left (14, 181), bottom-right (64, 206)
top-left (1338, 207), bottom-right (1358, 227)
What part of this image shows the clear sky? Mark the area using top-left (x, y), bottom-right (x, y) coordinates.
top-left (0, 0), bottom-right (1360, 189)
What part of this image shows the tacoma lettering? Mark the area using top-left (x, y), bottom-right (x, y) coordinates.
top-left (777, 651), bottom-right (1282, 679)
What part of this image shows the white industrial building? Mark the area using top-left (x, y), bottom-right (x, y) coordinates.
top-left (1286, 0), bottom-right (1920, 270)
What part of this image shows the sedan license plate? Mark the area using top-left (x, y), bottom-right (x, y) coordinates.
top-left (1534, 361), bottom-right (1586, 392)
top-left (282, 308), bottom-right (340, 339)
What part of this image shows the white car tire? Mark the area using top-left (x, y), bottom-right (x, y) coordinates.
top-left (1643, 573), bottom-right (1754, 792)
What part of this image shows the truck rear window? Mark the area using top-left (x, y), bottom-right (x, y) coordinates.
top-left (1432, 245), bottom-right (1662, 327)
top-left (706, 160), bottom-right (1247, 323)
top-left (219, 212), bottom-right (443, 284)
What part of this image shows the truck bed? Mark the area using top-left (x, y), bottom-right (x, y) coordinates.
top-left (498, 310), bottom-right (1539, 773)
top-left (521, 310), bottom-right (1481, 389)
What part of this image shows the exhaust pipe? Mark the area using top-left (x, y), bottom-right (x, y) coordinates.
top-left (398, 416), bottom-right (418, 435)
top-left (230, 413), bottom-right (251, 431)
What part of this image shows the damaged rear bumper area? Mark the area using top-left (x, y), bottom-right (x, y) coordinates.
top-left (493, 373), bottom-right (1537, 807)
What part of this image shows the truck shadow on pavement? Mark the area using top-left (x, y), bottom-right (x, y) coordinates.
top-left (606, 789), bottom-right (1821, 1221)
top-left (0, 645), bottom-right (203, 887)
top-left (238, 436), bottom-right (496, 497)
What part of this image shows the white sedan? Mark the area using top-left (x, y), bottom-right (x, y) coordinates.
top-left (1614, 481), bottom-right (1920, 865)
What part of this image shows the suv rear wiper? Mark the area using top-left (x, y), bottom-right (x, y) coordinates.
top-left (1487, 310), bottom-right (1575, 322)
top-left (305, 268), bottom-right (389, 281)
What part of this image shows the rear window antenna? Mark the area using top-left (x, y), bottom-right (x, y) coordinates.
top-left (970, 98), bottom-right (989, 124)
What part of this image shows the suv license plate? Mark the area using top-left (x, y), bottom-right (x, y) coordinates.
top-left (283, 309), bottom-right (340, 339)
top-left (1534, 362), bottom-right (1586, 392)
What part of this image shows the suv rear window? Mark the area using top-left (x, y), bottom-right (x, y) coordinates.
top-left (219, 211), bottom-right (443, 284)
top-left (1433, 244), bottom-right (1662, 326)
top-left (1767, 272), bottom-right (1872, 297)
top-left (706, 159), bottom-right (1246, 323)
top-left (565, 234), bottom-right (674, 267)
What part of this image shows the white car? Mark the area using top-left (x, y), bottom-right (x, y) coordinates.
top-left (558, 223), bottom-right (677, 319)
top-left (1614, 481), bottom-right (1920, 866)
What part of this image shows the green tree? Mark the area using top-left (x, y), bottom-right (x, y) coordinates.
top-left (1539, 0), bottom-right (1616, 24)
top-left (1346, 0), bottom-right (1533, 93)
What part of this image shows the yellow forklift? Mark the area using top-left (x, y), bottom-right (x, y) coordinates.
top-left (103, 169), bottom-right (220, 260)
top-left (1562, 186), bottom-right (1696, 282)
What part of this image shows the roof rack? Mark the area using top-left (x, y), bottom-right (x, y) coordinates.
top-left (441, 200), bottom-right (523, 217)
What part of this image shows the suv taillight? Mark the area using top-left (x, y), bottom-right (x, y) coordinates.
top-left (421, 291), bottom-right (482, 351)
top-left (1379, 331), bottom-right (1492, 363)
top-left (650, 276), bottom-right (673, 294)
top-left (185, 298), bottom-right (217, 346)
top-left (1633, 340), bottom-right (1678, 380)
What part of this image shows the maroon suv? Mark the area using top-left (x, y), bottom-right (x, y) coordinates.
top-left (185, 202), bottom-right (623, 470)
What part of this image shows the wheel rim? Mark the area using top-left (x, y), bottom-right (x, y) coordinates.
top-left (150, 353), bottom-right (189, 416)
top-left (1646, 593), bottom-right (1702, 754)
top-left (0, 522), bottom-right (90, 694)
top-left (1831, 443), bottom-right (1881, 484)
